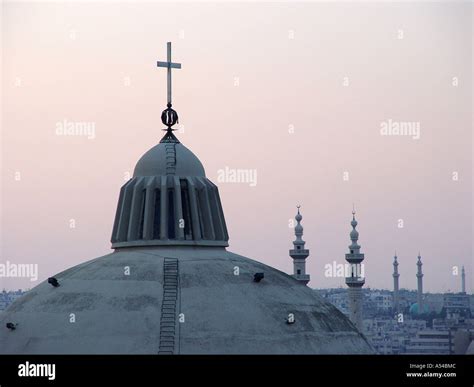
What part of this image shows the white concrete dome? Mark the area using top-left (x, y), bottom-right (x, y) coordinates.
top-left (134, 142), bottom-right (205, 177)
top-left (0, 247), bottom-right (373, 354)
top-left (0, 133), bottom-right (373, 354)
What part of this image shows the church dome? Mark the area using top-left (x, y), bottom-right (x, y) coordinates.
top-left (0, 130), bottom-right (374, 353)
top-left (134, 142), bottom-right (205, 177)
top-left (0, 247), bottom-right (373, 354)
top-left (0, 130), bottom-right (374, 354)
top-left (0, 43), bottom-right (374, 355)
top-left (0, 130), bottom-right (373, 354)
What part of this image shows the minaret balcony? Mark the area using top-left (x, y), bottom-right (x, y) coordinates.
top-left (345, 253), bottom-right (364, 263)
top-left (289, 249), bottom-right (309, 258)
top-left (345, 277), bottom-right (365, 287)
top-left (292, 273), bottom-right (310, 284)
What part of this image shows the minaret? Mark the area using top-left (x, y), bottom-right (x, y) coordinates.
top-left (416, 253), bottom-right (424, 314)
top-left (461, 265), bottom-right (466, 293)
top-left (345, 208), bottom-right (365, 332)
top-left (289, 206), bottom-right (310, 285)
top-left (393, 253), bottom-right (400, 313)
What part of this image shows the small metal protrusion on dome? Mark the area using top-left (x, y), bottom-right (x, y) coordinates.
top-left (253, 272), bottom-right (264, 282)
top-left (6, 322), bottom-right (17, 330)
top-left (48, 277), bottom-right (60, 287)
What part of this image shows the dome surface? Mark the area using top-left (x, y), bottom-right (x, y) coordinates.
top-left (409, 302), bottom-right (430, 315)
top-left (0, 247), bottom-right (373, 354)
top-left (134, 142), bottom-right (205, 177)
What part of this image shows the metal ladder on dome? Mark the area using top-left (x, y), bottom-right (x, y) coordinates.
top-left (158, 258), bottom-right (179, 354)
top-left (164, 143), bottom-right (177, 175)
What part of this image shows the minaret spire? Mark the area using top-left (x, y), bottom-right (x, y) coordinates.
top-left (289, 205), bottom-right (310, 285)
top-left (461, 265), bottom-right (466, 294)
top-left (392, 253), bottom-right (400, 313)
top-left (416, 253), bottom-right (424, 314)
top-left (345, 207), bottom-right (365, 332)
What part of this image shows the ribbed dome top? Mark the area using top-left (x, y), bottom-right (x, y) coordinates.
top-left (134, 142), bottom-right (205, 177)
top-left (111, 134), bottom-right (228, 249)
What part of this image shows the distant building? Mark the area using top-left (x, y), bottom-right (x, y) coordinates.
top-left (369, 291), bottom-right (392, 312)
top-left (405, 330), bottom-right (453, 354)
top-left (433, 314), bottom-right (474, 331)
top-left (363, 317), bottom-right (426, 354)
top-left (317, 288), bottom-right (350, 315)
top-left (443, 293), bottom-right (470, 316)
top-left (320, 286), bottom-right (474, 355)
top-left (0, 290), bottom-right (25, 311)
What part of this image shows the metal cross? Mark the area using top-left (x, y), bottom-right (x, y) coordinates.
top-left (157, 42), bottom-right (181, 106)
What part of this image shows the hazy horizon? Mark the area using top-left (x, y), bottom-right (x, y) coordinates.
top-left (1, 1), bottom-right (472, 293)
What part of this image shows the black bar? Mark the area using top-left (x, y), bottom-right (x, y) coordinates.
top-left (0, 355), bottom-right (472, 386)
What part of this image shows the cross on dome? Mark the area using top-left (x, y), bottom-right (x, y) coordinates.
top-left (157, 42), bottom-right (182, 133)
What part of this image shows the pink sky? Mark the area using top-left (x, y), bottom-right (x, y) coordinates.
top-left (1, 1), bottom-right (472, 293)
